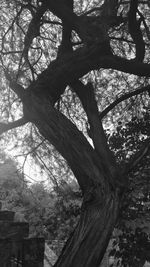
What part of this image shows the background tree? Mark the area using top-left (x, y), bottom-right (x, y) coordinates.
top-left (0, 0), bottom-right (150, 266)
top-left (109, 109), bottom-right (150, 267)
top-left (0, 151), bottom-right (81, 256)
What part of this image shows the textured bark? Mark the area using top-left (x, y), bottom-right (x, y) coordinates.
top-left (2, 1), bottom-right (149, 266)
top-left (23, 93), bottom-right (121, 266)
top-left (23, 94), bottom-right (104, 191)
top-left (29, 50), bottom-right (150, 105)
top-left (54, 188), bottom-right (119, 267)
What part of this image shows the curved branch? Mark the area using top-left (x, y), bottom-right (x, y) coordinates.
top-left (128, 0), bottom-right (145, 61)
top-left (23, 2), bottom-right (47, 60)
top-left (0, 117), bottom-right (28, 135)
top-left (47, 0), bottom-right (83, 39)
top-left (99, 55), bottom-right (150, 76)
top-left (22, 2), bottom-right (47, 78)
top-left (4, 70), bottom-right (25, 100)
top-left (71, 80), bottom-right (117, 183)
top-left (137, 9), bottom-right (150, 41)
top-left (47, 0), bottom-right (118, 44)
top-left (57, 0), bottom-right (73, 56)
top-left (100, 85), bottom-right (150, 118)
top-left (23, 95), bottom-right (107, 192)
top-left (29, 48), bottom-right (150, 105)
top-left (26, 39), bottom-right (150, 108)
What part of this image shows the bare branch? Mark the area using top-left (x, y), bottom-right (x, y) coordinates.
top-left (71, 80), bottom-right (118, 183)
top-left (47, 0), bottom-right (118, 44)
top-left (41, 19), bottom-right (62, 26)
top-left (29, 47), bottom-right (150, 106)
top-left (99, 55), bottom-right (150, 77)
top-left (0, 50), bottom-right (23, 55)
top-left (4, 70), bottom-right (25, 99)
top-left (100, 85), bottom-right (150, 119)
top-left (128, 0), bottom-right (145, 61)
top-left (22, 2), bottom-right (47, 79)
top-left (137, 9), bottom-right (150, 41)
top-left (57, 0), bottom-right (73, 56)
top-left (23, 2), bottom-right (47, 58)
top-left (1, 6), bottom-right (23, 52)
top-left (23, 94), bottom-right (105, 192)
top-left (0, 117), bottom-right (28, 135)
top-left (47, 0), bottom-right (81, 37)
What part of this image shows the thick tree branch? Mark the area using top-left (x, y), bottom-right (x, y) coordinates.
top-left (57, 0), bottom-right (73, 56)
top-left (71, 80), bottom-right (118, 184)
top-left (47, 0), bottom-right (85, 41)
top-left (23, 95), bottom-right (108, 193)
top-left (137, 9), bottom-right (150, 41)
top-left (99, 55), bottom-right (150, 76)
top-left (4, 70), bottom-right (25, 100)
top-left (29, 47), bottom-right (150, 105)
top-left (23, 2), bottom-right (47, 63)
top-left (47, 0), bottom-right (119, 44)
top-left (0, 117), bottom-right (28, 135)
top-left (101, 0), bottom-right (118, 19)
top-left (100, 85), bottom-right (150, 119)
top-left (128, 0), bottom-right (145, 61)
top-left (0, 1), bottom-right (149, 266)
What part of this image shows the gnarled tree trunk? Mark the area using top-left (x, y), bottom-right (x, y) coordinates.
top-left (54, 188), bottom-right (119, 267)
top-left (23, 93), bottom-right (121, 267)
top-left (2, 0), bottom-right (149, 266)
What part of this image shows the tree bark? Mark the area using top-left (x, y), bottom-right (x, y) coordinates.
top-left (1, 0), bottom-right (150, 266)
top-left (23, 93), bottom-right (121, 267)
top-left (54, 187), bottom-right (119, 267)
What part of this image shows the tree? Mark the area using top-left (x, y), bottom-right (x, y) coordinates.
top-left (108, 109), bottom-right (150, 266)
top-left (0, 0), bottom-right (150, 266)
top-left (0, 150), bottom-right (28, 219)
top-left (114, 111), bottom-right (150, 266)
top-left (0, 152), bottom-right (56, 238)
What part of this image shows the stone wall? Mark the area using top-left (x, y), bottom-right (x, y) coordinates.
top-left (0, 205), bottom-right (45, 267)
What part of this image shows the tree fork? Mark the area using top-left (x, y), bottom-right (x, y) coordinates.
top-left (22, 93), bottom-right (121, 266)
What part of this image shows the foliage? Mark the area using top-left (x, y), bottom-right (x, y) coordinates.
top-left (108, 108), bottom-right (150, 266)
top-left (0, 152), bottom-right (81, 255)
top-left (0, 0), bottom-right (150, 265)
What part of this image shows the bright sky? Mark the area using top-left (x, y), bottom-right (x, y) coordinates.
top-left (1, 140), bottom-right (47, 185)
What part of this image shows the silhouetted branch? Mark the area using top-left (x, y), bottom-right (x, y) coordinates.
top-left (100, 85), bottom-right (150, 118)
top-left (4, 69), bottom-right (25, 99)
top-left (0, 117), bottom-right (28, 135)
top-left (72, 80), bottom-right (118, 182)
top-left (128, 0), bottom-right (145, 61)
